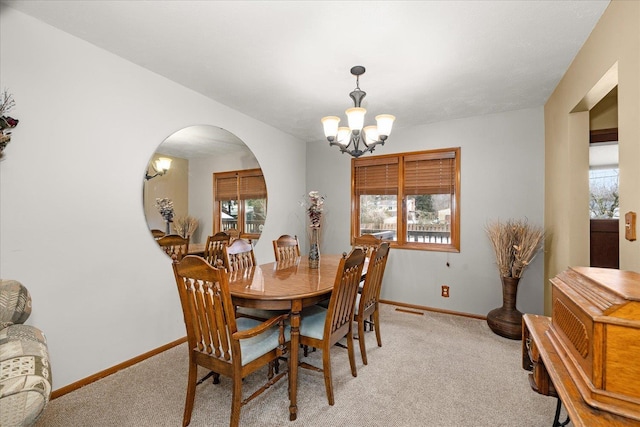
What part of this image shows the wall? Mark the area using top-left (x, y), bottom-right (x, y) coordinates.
top-left (0, 6), bottom-right (306, 390)
top-left (544, 0), bottom-right (640, 313)
top-left (307, 107), bottom-right (545, 317)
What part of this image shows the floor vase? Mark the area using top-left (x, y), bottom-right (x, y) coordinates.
top-left (487, 276), bottom-right (522, 340)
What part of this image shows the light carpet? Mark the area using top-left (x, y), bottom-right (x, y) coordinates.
top-left (35, 304), bottom-right (564, 426)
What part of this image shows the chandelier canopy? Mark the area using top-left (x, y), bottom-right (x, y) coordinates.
top-left (321, 66), bottom-right (395, 158)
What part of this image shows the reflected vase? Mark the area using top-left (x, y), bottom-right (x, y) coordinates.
top-left (309, 227), bottom-right (320, 269)
top-left (486, 276), bottom-right (523, 340)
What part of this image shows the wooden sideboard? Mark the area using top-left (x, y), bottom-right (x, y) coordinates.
top-left (523, 314), bottom-right (640, 426)
top-left (522, 266), bottom-right (640, 426)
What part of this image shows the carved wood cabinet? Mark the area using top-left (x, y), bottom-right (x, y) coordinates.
top-left (523, 267), bottom-right (640, 426)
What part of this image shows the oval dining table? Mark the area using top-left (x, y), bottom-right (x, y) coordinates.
top-left (226, 254), bottom-right (345, 421)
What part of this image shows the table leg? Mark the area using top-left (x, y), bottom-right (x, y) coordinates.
top-left (288, 300), bottom-right (302, 421)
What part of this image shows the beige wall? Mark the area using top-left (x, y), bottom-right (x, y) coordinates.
top-left (544, 0), bottom-right (640, 313)
top-left (590, 88), bottom-right (618, 130)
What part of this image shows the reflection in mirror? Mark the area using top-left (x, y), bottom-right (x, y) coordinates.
top-left (143, 125), bottom-right (265, 252)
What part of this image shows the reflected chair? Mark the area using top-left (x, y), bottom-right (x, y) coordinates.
top-left (151, 229), bottom-right (166, 239)
top-left (298, 248), bottom-right (366, 405)
top-left (226, 228), bottom-right (241, 242)
top-left (172, 255), bottom-right (290, 427)
top-left (222, 239), bottom-right (262, 319)
top-left (204, 232), bottom-right (231, 267)
top-left (222, 238), bottom-right (256, 272)
top-left (353, 234), bottom-right (383, 258)
top-left (157, 234), bottom-right (190, 261)
top-left (354, 242), bottom-right (390, 365)
top-left (272, 235), bottom-right (300, 262)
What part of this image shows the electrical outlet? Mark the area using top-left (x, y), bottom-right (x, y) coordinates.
top-left (441, 285), bottom-right (450, 298)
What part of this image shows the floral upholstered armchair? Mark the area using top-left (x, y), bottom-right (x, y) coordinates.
top-left (0, 279), bottom-right (52, 426)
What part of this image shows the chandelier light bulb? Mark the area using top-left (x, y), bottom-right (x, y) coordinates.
top-left (346, 107), bottom-right (366, 132)
top-left (363, 126), bottom-right (379, 145)
top-left (337, 127), bottom-right (351, 146)
top-left (375, 114), bottom-right (396, 138)
top-left (321, 116), bottom-right (340, 139)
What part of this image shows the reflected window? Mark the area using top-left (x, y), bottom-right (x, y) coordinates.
top-left (214, 168), bottom-right (267, 239)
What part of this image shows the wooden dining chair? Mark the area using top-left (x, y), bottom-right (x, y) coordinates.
top-left (172, 256), bottom-right (290, 427)
top-left (157, 234), bottom-right (190, 260)
top-left (204, 231), bottom-right (231, 267)
top-left (352, 234), bottom-right (383, 258)
top-left (222, 238), bottom-right (256, 272)
top-left (272, 234), bottom-right (300, 262)
top-left (226, 228), bottom-right (241, 242)
top-left (354, 242), bottom-right (390, 365)
top-left (298, 248), bottom-right (366, 406)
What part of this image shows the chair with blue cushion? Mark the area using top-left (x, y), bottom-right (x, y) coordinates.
top-left (354, 242), bottom-right (390, 365)
top-left (298, 248), bottom-right (366, 406)
top-left (203, 231), bottom-right (231, 267)
top-left (222, 238), bottom-right (256, 272)
top-left (172, 255), bottom-right (290, 427)
top-left (157, 234), bottom-right (190, 261)
top-left (272, 234), bottom-right (300, 262)
top-left (352, 233), bottom-right (382, 258)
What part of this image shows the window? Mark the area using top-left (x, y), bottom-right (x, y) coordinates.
top-left (214, 168), bottom-right (267, 240)
top-left (351, 148), bottom-right (460, 252)
top-left (589, 141), bottom-right (619, 219)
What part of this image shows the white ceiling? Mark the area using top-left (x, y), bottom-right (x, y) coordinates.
top-left (3, 0), bottom-right (610, 144)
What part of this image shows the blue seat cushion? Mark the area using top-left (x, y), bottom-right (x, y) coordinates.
top-left (299, 305), bottom-right (327, 340)
top-left (236, 317), bottom-right (290, 365)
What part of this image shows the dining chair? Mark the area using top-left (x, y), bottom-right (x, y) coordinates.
top-left (203, 231), bottom-right (231, 267)
top-left (352, 234), bottom-right (383, 258)
top-left (156, 234), bottom-right (190, 261)
top-left (222, 238), bottom-right (256, 272)
top-left (354, 242), bottom-right (390, 365)
top-left (298, 248), bottom-right (366, 406)
top-left (272, 234), bottom-right (300, 262)
top-left (172, 255), bottom-right (290, 427)
top-left (151, 229), bottom-right (166, 239)
top-left (226, 228), bottom-right (241, 242)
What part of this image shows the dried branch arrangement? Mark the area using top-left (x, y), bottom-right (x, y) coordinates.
top-left (486, 218), bottom-right (545, 278)
top-left (173, 215), bottom-right (199, 238)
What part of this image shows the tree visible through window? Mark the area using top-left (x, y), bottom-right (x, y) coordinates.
top-left (352, 148), bottom-right (460, 252)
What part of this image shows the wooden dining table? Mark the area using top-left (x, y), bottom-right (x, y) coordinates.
top-left (227, 254), bottom-right (345, 421)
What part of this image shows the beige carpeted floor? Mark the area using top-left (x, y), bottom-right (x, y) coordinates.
top-left (35, 304), bottom-right (566, 426)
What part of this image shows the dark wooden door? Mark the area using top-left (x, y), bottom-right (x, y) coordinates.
top-left (590, 219), bottom-right (619, 268)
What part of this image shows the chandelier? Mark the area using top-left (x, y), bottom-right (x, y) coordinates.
top-left (321, 66), bottom-right (395, 158)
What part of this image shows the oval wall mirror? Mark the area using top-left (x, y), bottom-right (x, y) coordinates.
top-left (143, 125), bottom-right (265, 255)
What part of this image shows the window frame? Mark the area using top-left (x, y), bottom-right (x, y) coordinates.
top-left (213, 168), bottom-right (267, 241)
top-left (351, 147), bottom-right (461, 252)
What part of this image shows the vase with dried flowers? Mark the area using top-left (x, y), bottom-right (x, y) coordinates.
top-left (306, 191), bottom-right (324, 268)
top-left (173, 215), bottom-right (199, 240)
top-left (485, 218), bottom-right (545, 339)
top-left (155, 198), bottom-right (174, 235)
top-left (0, 90), bottom-right (19, 158)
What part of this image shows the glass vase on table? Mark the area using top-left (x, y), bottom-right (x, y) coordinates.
top-left (308, 227), bottom-right (320, 268)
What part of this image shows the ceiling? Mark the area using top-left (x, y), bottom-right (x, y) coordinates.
top-left (3, 0), bottom-right (610, 144)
